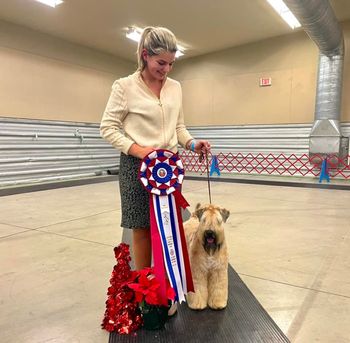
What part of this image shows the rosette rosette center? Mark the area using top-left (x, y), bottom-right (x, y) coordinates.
top-left (139, 150), bottom-right (184, 196)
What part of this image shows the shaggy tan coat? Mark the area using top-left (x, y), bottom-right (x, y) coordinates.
top-left (184, 204), bottom-right (230, 310)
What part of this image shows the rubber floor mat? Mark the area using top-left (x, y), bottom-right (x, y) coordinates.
top-left (109, 265), bottom-right (290, 343)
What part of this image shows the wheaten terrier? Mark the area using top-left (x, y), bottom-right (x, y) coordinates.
top-left (185, 203), bottom-right (230, 310)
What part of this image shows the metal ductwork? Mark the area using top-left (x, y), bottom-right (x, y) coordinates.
top-left (283, 0), bottom-right (347, 159)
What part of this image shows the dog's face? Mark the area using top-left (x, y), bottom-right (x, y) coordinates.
top-left (193, 203), bottom-right (230, 255)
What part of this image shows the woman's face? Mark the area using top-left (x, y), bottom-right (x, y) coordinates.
top-left (143, 50), bottom-right (176, 81)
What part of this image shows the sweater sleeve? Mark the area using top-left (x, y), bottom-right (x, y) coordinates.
top-left (100, 81), bottom-right (135, 155)
top-left (176, 85), bottom-right (193, 149)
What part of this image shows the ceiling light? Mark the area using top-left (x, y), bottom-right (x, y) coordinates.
top-left (126, 27), bottom-right (142, 43)
top-left (266, 0), bottom-right (301, 29)
top-left (126, 27), bottom-right (185, 58)
top-left (34, 0), bottom-right (64, 8)
top-left (175, 50), bottom-right (184, 58)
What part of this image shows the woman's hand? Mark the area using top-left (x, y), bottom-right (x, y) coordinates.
top-left (128, 144), bottom-right (155, 159)
top-left (193, 140), bottom-right (211, 155)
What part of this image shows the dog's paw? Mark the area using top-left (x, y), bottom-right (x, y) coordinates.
top-left (208, 297), bottom-right (227, 310)
top-left (187, 293), bottom-right (207, 310)
top-left (188, 301), bottom-right (208, 310)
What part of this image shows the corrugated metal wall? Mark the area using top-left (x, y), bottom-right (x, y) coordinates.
top-left (1, 117), bottom-right (350, 187)
top-left (0, 117), bottom-right (119, 187)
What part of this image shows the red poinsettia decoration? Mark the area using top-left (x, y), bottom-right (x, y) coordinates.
top-left (101, 243), bottom-right (175, 335)
top-left (128, 267), bottom-right (176, 306)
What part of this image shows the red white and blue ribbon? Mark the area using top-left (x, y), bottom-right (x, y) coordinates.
top-left (139, 149), bottom-right (194, 305)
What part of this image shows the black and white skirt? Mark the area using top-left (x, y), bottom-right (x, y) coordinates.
top-left (119, 152), bottom-right (150, 229)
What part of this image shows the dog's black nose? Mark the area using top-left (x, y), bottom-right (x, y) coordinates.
top-left (204, 230), bottom-right (216, 239)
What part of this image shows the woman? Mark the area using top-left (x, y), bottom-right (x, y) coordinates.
top-left (100, 26), bottom-right (210, 276)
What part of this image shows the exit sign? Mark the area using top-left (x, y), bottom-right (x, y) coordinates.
top-left (259, 77), bottom-right (272, 87)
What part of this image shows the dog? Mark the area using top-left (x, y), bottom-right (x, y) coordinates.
top-left (184, 203), bottom-right (230, 310)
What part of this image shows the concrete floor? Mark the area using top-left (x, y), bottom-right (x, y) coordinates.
top-left (0, 179), bottom-right (350, 343)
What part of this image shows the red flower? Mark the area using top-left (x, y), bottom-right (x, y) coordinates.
top-left (128, 271), bottom-right (160, 305)
top-left (102, 243), bottom-right (176, 335)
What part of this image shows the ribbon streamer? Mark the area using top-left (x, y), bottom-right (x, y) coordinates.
top-left (139, 149), bottom-right (194, 305)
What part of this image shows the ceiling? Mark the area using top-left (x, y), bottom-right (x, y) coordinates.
top-left (0, 0), bottom-right (350, 62)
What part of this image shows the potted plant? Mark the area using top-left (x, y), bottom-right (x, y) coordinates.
top-left (102, 243), bottom-right (175, 334)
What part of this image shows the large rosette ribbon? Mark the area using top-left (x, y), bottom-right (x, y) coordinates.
top-left (139, 149), bottom-right (194, 305)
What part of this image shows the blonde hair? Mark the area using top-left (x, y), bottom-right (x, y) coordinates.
top-left (137, 26), bottom-right (178, 71)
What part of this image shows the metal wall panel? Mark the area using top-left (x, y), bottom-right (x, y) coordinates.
top-left (1, 117), bottom-right (350, 187)
top-left (0, 117), bottom-right (119, 187)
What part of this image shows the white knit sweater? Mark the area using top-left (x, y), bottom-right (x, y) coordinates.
top-left (100, 71), bottom-right (193, 155)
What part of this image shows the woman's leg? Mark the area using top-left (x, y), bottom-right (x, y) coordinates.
top-left (132, 227), bottom-right (177, 315)
top-left (132, 228), bottom-right (152, 270)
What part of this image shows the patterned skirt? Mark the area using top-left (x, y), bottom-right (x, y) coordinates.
top-left (119, 153), bottom-right (150, 229)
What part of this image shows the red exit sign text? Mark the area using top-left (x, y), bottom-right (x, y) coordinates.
top-left (259, 77), bottom-right (272, 87)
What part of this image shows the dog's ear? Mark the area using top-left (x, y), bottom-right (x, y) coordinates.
top-left (220, 208), bottom-right (230, 223)
top-left (195, 203), bottom-right (201, 211)
top-left (194, 203), bottom-right (205, 221)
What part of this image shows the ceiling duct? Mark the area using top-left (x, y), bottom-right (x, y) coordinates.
top-left (283, 0), bottom-right (346, 159)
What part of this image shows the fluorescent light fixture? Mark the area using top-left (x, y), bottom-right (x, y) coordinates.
top-left (126, 27), bottom-right (185, 58)
top-left (34, 0), bottom-right (63, 8)
top-left (266, 0), bottom-right (301, 29)
top-left (175, 50), bottom-right (184, 58)
top-left (126, 27), bottom-right (142, 43)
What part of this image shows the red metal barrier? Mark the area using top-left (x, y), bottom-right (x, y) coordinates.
top-left (179, 151), bottom-right (350, 179)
